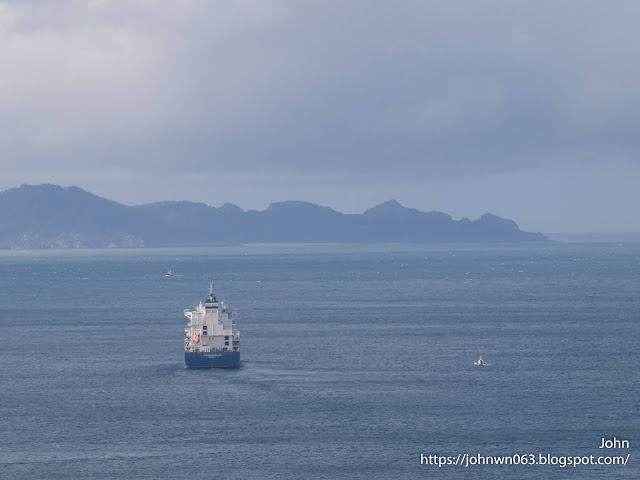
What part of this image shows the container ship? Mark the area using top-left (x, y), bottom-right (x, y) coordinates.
top-left (184, 282), bottom-right (240, 368)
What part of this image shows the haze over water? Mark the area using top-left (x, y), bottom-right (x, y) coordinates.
top-left (0, 243), bottom-right (638, 479)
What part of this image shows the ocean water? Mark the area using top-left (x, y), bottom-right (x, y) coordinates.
top-left (0, 243), bottom-right (638, 479)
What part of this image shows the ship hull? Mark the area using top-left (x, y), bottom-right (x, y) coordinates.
top-left (185, 351), bottom-right (240, 368)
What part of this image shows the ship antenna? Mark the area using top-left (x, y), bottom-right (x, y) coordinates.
top-left (209, 281), bottom-right (214, 301)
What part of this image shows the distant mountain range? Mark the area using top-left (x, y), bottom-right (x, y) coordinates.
top-left (0, 184), bottom-right (548, 249)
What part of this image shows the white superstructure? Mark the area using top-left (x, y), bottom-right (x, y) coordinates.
top-left (184, 282), bottom-right (240, 354)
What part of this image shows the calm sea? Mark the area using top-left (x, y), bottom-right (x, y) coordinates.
top-left (0, 243), bottom-right (638, 479)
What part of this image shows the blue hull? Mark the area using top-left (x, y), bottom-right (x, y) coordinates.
top-left (185, 351), bottom-right (240, 368)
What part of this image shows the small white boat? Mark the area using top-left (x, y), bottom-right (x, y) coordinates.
top-left (474, 356), bottom-right (485, 366)
top-left (165, 269), bottom-right (172, 277)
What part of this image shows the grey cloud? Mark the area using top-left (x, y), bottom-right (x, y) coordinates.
top-left (1, 0), bottom-right (640, 182)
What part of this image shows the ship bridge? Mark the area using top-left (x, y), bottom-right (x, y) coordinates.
top-left (184, 282), bottom-right (239, 358)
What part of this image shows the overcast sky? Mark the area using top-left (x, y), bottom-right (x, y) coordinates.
top-left (1, 0), bottom-right (639, 232)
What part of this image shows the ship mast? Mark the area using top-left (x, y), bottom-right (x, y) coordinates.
top-left (208, 281), bottom-right (216, 302)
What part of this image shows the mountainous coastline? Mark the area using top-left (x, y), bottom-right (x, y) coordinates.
top-left (0, 184), bottom-right (548, 249)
